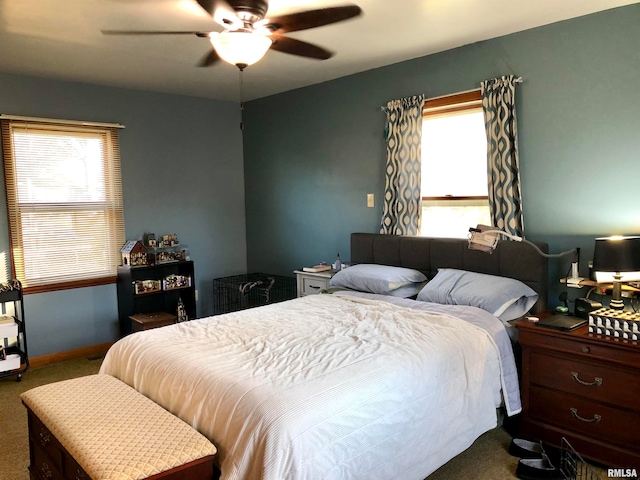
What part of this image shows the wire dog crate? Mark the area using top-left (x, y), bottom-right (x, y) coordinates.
top-left (213, 273), bottom-right (296, 315)
top-left (559, 438), bottom-right (602, 480)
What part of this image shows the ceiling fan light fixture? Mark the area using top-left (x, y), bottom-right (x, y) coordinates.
top-left (210, 30), bottom-right (272, 68)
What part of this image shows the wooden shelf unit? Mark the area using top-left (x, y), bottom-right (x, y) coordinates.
top-left (117, 261), bottom-right (196, 336)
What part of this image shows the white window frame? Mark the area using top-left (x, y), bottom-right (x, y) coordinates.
top-left (421, 90), bottom-right (490, 237)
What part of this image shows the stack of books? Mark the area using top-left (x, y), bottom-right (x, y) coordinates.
top-left (302, 264), bottom-right (332, 273)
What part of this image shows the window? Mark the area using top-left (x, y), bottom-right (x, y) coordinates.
top-left (1, 117), bottom-right (125, 294)
top-left (421, 91), bottom-right (491, 238)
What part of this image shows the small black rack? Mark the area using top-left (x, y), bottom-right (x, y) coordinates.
top-left (0, 279), bottom-right (29, 381)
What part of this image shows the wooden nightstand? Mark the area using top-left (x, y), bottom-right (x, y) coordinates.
top-left (515, 318), bottom-right (640, 468)
top-left (293, 270), bottom-right (336, 297)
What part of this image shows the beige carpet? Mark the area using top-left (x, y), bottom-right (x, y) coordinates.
top-left (0, 356), bottom-right (604, 480)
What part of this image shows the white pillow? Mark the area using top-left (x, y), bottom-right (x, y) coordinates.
top-left (330, 264), bottom-right (427, 297)
top-left (417, 268), bottom-right (538, 322)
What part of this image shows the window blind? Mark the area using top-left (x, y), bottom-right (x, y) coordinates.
top-left (1, 119), bottom-right (125, 293)
top-left (423, 90), bottom-right (482, 118)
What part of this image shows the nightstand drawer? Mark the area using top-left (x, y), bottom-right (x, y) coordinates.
top-left (529, 386), bottom-right (640, 448)
top-left (520, 327), bottom-right (640, 368)
top-left (529, 351), bottom-right (640, 410)
top-left (302, 276), bottom-right (329, 295)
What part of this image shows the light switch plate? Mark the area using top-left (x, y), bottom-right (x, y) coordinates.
top-left (367, 193), bottom-right (374, 208)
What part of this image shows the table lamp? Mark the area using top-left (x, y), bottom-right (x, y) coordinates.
top-left (592, 235), bottom-right (640, 310)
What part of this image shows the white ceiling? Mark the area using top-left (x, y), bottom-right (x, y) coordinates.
top-left (0, 0), bottom-right (637, 102)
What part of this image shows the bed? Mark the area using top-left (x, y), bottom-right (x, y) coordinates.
top-left (100, 233), bottom-right (549, 480)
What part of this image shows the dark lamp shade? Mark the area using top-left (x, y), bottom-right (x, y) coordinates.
top-left (592, 236), bottom-right (640, 273)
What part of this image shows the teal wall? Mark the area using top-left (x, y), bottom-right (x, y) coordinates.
top-left (0, 73), bottom-right (247, 356)
top-left (2, 5), bottom-right (640, 356)
top-left (243, 5), bottom-right (640, 309)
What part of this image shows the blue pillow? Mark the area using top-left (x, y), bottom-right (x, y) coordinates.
top-left (330, 264), bottom-right (427, 297)
top-left (416, 268), bottom-right (538, 322)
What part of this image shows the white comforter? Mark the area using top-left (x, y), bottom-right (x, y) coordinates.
top-left (100, 294), bottom-right (514, 480)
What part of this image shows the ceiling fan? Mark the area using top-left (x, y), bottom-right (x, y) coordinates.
top-left (102, 0), bottom-right (362, 69)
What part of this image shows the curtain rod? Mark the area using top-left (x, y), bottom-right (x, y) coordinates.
top-left (381, 77), bottom-right (524, 109)
top-left (0, 114), bottom-right (125, 129)
top-left (424, 76), bottom-right (523, 103)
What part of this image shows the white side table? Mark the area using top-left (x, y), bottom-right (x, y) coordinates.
top-left (293, 270), bottom-right (337, 297)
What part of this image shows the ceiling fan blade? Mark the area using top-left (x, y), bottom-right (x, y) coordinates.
top-left (196, 0), bottom-right (242, 29)
top-left (198, 48), bottom-right (221, 67)
top-left (269, 34), bottom-right (333, 60)
top-left (102, 30), bottom-right (210, 36)
top-left (195, 0), bottom-right (216, 13)
top-left (265, 5), bottom-right (362, 34)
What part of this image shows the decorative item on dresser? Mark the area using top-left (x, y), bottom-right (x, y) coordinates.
top-left (516, 317), bottom-right (640, 469)
top-left (120, 240), bottom-right (148, 267)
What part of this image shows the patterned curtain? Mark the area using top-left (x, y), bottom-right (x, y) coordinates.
top-left (481, 75), bottom-right (524, 236)
top-left (380, 95), bottom-right (425, 235)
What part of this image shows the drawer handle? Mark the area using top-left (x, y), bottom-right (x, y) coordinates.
top-left (308, 285), bottom-right (321, 289)
top-left (581, 346), bottom-right (590, 353)
top-left (39, 429), bottom-right (51, 446)
top-left (570, 407), bottom-right (601, 424)
top-left (571, 371), bottom-right (603, 387)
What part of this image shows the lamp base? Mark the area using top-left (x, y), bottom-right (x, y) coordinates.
top-left (610, 277), bottom-right (625, 310)
top-left (609, 299), bottom-right (625, 310)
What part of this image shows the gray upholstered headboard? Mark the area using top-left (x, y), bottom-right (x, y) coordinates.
top-left (350, 233), bottom-right (549, 314)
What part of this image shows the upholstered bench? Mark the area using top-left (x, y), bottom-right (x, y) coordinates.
top-left (21, 374), bottom-right (217, 480)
